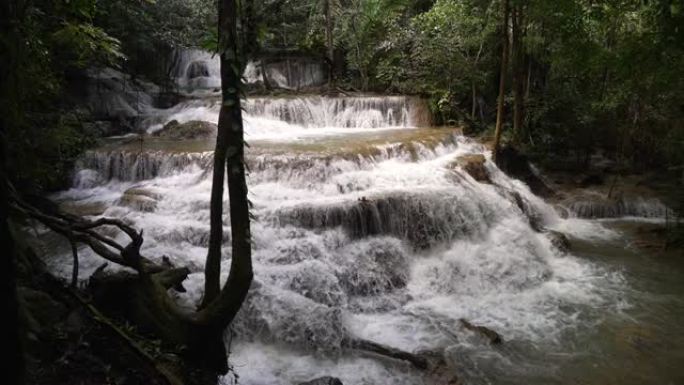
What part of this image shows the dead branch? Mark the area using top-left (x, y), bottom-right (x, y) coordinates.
top-left (344, 338), bottom-right (429, 370)
top-left (9, 190), bottom-right (165, 275)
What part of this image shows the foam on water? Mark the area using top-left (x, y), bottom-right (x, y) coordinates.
top-left (47, 96), bottom-right (629, 385)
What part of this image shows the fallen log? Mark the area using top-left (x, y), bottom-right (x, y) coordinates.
top-left (343, 338), bottom-right (428, 369)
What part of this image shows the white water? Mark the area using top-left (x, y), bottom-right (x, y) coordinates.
top-left (143, 95), bottom-right (430, 140)
top-left (45, 92), bottom-right (633, 384)
top-left (171, 48), bottom-right (325, 92)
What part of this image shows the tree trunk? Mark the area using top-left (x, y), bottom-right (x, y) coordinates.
top-left (493, 0), bottom-right (509, 158)
top-left (512, 5), bottom-right (525, 144)
top-left (260, 59), bottom-right (272, 90)
top-left (324, 0), bottom-right (334, 87)
top-left (199, 0), bottom-right (254, 334)
top-left (471, 82), bottom-right (477, 120)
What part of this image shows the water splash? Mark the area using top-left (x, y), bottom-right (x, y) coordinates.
top-left (45, 93), bottom-right (629, 385)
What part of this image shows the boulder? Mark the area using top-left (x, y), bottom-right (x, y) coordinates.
top-left (454, 154), bottom-right (491, 183)
top-left (298, 377), bottom-right (343, 385)
top-left (495, 145), bottom-right (554, 197)
top-left (546, 230), bottom-right (571, 253)
top-left (459, 319), bottom-right (502, 345)
top-left (153, 120), bottom-right (217, 140)
top-left (118, 187), bottom-right (160, 212)
top-left (58, 201), bottom-right (107, 217)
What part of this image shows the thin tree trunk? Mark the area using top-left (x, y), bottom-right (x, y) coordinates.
top-left (202, 0), bottom-right (254, 309)
top-left (260, 59), bottom-right (272, 90)
top-left (324, 0), bottom-right (334, 86)
top-left (525, 58), bottom-right (532, 100)
top-left (471, 82), bottom-right (477, 120)
top-left (70, 240), bottom-right (79, 288)
top-left (512, 5), bottom-right (525, 144)
top-left (199, 0), bottom-right (254, 331)
top-left (493, 0), bottom-right (509, 158)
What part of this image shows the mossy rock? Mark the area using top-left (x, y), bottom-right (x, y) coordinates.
top-left (118, 187), bottom-right (161, 212)
top-left (153, 120), bottom-right (217, 140)
top-left (450, 153), bottom-right (491, 183)
top-left (58, 200), bottom-right (107, 217)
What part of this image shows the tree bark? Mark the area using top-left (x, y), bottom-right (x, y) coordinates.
top-left (471, 82), bottom-right (477, 120)
top-left (512, 4), bottom-right (525, 144)
top-left (493, 0), bottom-right (510, 158)
top-left (198, 0), bottom-right (254, 332)
top-left (70, 240), bottom-right (79, 288)
top-left (324, 0), bottom-right (335, 87)
top-left (260, 59), bottom-right (272, 90)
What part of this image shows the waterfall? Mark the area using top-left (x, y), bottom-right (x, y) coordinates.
top-left (170, 48), bottom-right (222, 90)
top-left (47, 89), bottom-right (632, 385)
top-left (144, 95), bottom-right (432, 138)
top-left (171, 48), bottom-right (326, 92)
top-left (564, 196), bottom-right (673, 219)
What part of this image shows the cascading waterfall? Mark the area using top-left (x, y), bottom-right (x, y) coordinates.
top-left (46, 90), bottom-right (640, 385)
top-left (564, 196), bottom-right (673, 219)
top-left (171, 48), bottom-right (325, 91)
top-left (143, 95), bottom-right (432, 139)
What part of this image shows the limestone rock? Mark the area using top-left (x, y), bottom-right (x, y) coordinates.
top-left (153, 120), bottom-right (217, 140)
top-left (495, 145), bottom-right (554, 197)
top-left (118, 187), bottom-right (161, 212)
top-left (546, 230), bottom-right (571, 253)
top-left (59, 200), bottom-right (107, 217)
top-left (454, 153), bottom-right (490, 183)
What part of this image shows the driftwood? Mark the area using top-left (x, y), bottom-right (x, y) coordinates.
top-left (9, 192), bottom-right (163, 275)
top-left (343, 338), bottom-right (429, 369)
top-left (8, 189), bottom-right (241, 379)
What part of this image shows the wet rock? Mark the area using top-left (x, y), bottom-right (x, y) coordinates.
top-left (73, 67), bottom-right (158, 135)
top-left (459, 319), bottom-right (502, 345)
top-left (415, 349), bottom-right (462, 385)
top-left (153, 119), bottom-right (217, 140)
top-left (277, 192), bottom-right (494, 250)
top-left (495, 145), bottom-right (554, 197)
top-left (453, 154), bottom-right (491, 183)
top-left (58, 200), bottom-right (107, 217)
top-left (546, 230), bottom-right (571, 253)
top-left (298, 376), bottom-right (343, 385)
top-left (118, 187), bottom-right (160, 212)
top-left (508, 191), bottom-right (544, 232)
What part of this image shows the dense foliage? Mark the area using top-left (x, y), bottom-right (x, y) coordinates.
top-left (1, 0), bottom-right (123, 191)
top-left (293, 0), bottom-right (683, 171)
top-left (1, 0), bottom-right (215, 192)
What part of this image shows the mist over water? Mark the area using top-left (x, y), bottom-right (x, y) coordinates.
top-left (45, 79), bottom-right (684, 384)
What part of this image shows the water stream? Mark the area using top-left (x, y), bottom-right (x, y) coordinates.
top-left (41, 89), bottom-right (684, 384)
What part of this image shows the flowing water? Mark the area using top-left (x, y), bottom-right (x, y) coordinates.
top-left (40, 90), bottom-right (684, 385)
top-left (171, 48), bottom-right (325, 92)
